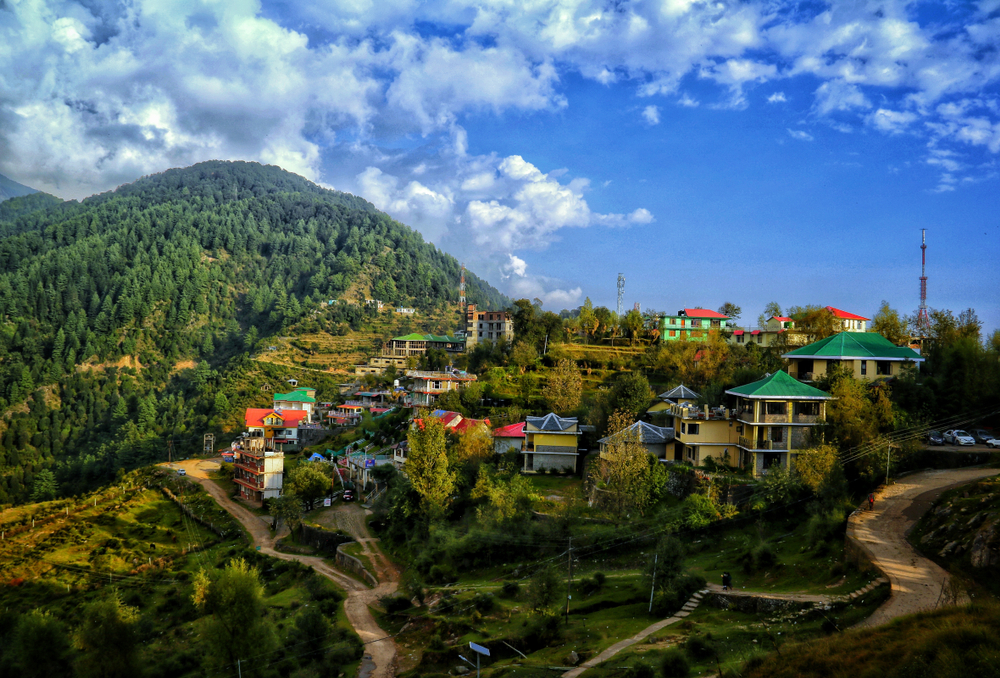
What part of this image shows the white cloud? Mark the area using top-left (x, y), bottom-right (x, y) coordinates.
top-left (787, 129), bottom-right (814, 141)
top-left (628, 208), bottom-right (654, 224)
top-left (642, 105), bottom-right (661, 125)
top-left (677, 94), bottom-right (700, 108)
top-left (767, 92), bottom-right (787, 103)
top-left (867, 109), bottom-right (919, 134)
top-left (812, 81), bottom-right (871, 116)
top-left (503, 254), bottom-right (528, 278)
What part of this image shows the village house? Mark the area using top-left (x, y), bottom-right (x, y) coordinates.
top-left (523, 413), bottom-right (582, 473)
top-left (493, 421), bottom-right (526, 455)
top-left (726, 371), bottom-right (833, 476)
top-left (782, 331), bottom-right (924, 382)
top-left (235, 408), bottom-right (308, 504)
top-left (355, 333), bottom-right (466, 375)
top-left (327, 404), bottom-right (364, 426)
top-left (598, 421), bottom-right (675, 460)
top-left (660, 308), bottom-right (730, 342)
top-left (463, 303), bottom-right (515, 350)
top-left (729, 316), bottom-right (809, 348)
top-left (406, 369), bottom-right (477, 407)
top-left (826, 306), bottom-right (869, 332)
top-left (272, 387), bottom-right (316, 422)
top-left (647, 384), bottom-right (701, 416)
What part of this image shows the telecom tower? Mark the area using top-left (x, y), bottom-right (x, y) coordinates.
top-left (616, 274), bottom-right (625, 317)
top-left (917, 229), bottom-right (929, 335)
top-left (459, 264), bottom-right (466, 307)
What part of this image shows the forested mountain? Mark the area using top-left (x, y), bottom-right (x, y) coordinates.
top-left (0, 160), bottom-right (507, 504)
top-left (0, 173), bottom-right (37, 203)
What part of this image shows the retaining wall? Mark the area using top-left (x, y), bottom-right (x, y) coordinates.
top-left (336, 542), bottom-right (378, 586)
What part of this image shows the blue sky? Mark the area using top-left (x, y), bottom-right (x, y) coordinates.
top-left (1, 0), bottom-right (998, 332)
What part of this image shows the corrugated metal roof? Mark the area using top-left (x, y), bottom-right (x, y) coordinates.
top-left (598, 421), bottom-right (675, 445)
top-left (825, 306), bottom-right (870, 321)
top-left (526, 413), bottom-right (578, 431)
top-left (782, 331), bottom-right (924, 361)
top-left (725, 371), bottom-right (832, 399)
top-left (657, 384), bottom-right (701, 401)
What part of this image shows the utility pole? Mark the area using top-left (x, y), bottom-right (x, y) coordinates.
top-left (167, 439), bottom-right (173, 464)
top-left (565, 537), bottom-right (573, 625)
top-left (648, 553), bottom-right (658, 613)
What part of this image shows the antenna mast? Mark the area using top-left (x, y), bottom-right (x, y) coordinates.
top-left (616, 274), bottom-right (625, 317)
top-left (917, 230), bottom-right (929, 335)
top-left (459, 264), bottom-right (466, 307)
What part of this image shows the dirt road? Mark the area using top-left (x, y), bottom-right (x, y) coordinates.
top-left (167, 459), bottom-right (400, 678)
top-left (850, 467), bottom-right (998, 627)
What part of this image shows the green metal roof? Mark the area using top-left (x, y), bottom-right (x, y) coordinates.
top-left (725, 370), bottom-right (831, 400)
top-left (782, 332), bottom-right (924, 361)
top-left (274, 391), bottom-right (316, 403)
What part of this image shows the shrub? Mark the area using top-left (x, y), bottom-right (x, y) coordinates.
top-left (684, 633), bottom-right (717, 660)
top-left (500, 581), bottom-right (520, 598)
top-left (660, 649), bottom-right (690, 678)
top-left (471, 592), bottom-right (496, 614)
top-left (380, 595), bottom-right (411, 614)
top-left (624, 662), bottom-right (656, 678)
top-left (521, 612), bottom-right (562, 651)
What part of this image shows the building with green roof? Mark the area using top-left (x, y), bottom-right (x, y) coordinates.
top-left (725, 370), bottom-right (833, 476)
top-left (782, 331), bottom-right (923, 382)
top-left (273, 389), bottom-right (317, 422)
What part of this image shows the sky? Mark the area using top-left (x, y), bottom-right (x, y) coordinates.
top-left (1, 0), bottom-right (998, 333)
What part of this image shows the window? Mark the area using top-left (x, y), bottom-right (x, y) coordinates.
top-left (771, 427), bottom-right (784, 443)
top-left (794, 402), bottom-right (820, 416)
top-left (765, 402), bottom-right (787, 415)
top-left (669, 330), bottom-right (676, 337)
top-left (688, 423), bottom-right (700, 435)
top-left (860, 360), bottom-right (867, 376)
top-left (736, 334), bottom-right (744, 343)
top-left (680, 422), bottom-right (686, 434)
top-left (876, 361), bottom-right (892, 376)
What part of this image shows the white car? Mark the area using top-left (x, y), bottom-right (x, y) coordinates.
top-left (943, 430), bottom-right (975, 446)
top-left (987, 438), bottom-right (1000, 449)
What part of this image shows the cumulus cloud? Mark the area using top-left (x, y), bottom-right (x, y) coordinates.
top-left (767, 92), bottom-right (787, 103)
top-left (787, 129), bottom-right (814, 141)
top-left (868, 109), bottom-right (919, 134)
top-left (642, 105), bottom-right (661, 125)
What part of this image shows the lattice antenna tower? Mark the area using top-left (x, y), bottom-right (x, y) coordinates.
top-left (459, 264), bottom-right (466, 307)
top-left (616, 273), bottom-right (625, 317)
top-left (917, 229), bottom-right (929, 335)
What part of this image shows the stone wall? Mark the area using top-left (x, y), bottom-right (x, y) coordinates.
top-left (299, 523), bottom-right (352, 554)
top-left (336, 542), bottom-right (378, 586)
top-left (705, 591), bottom-right (804, 614)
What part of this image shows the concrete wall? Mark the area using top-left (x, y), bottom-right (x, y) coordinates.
top-left (528, 452), bottom-right (577, 472)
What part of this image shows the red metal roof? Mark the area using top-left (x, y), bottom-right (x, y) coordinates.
top-left (772, 316), bottom-right (793, 322)
top-left (825, 306), bottom-right (870, 321)
top-left (493, 421), bottom-right (526, 438)
top-left (684, 308), bottom-right (729, 318)
top-left (434, 411), bottom-right (464, 427)
top-left (732, 330), bottom-right (744, 336)
top-left (245, 408), bottom-right (308, 428)
top-left (452, 417), bottom-right (491, 434)
top-left (750, 330), bottom-right (761, 335)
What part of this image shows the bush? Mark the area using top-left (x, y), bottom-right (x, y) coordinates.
top-left (500, 581), bottom-right (520, 598)
top-left (624, 662), bottom-right (656, 678)
top-left (521, 612), bottom-right (562, 651)
top-left (737, 538), bottom-right (778, 574)
top-left (684, 633), bottom-right (717, 660)
top-left (471, 592), bottom-right (496, 614)
top-left (380, 595), bottom-right (412, 614)
top-left (651, 574), bottom-right (706, 616)
top-left (660, 649), bottom-right (690, 678)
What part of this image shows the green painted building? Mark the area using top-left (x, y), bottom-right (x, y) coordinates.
top-left (660, 308), bottom-right (731, 342)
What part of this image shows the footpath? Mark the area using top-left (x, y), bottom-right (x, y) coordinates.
top-left (169, 459), bottom-right (400, 678)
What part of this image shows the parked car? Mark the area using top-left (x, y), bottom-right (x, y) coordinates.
top-left (341, 488), bottom-right (355, 502)
top-left (943, 430), bottom-right (975, 446)
top-left (925, 430), bottom-right (945, 446)
top-left (177, 468), bottom-right (186, 476)
top-left (986, 438), bottom-right (1000, 449)
top-left (970, 429), bottom-right (993, 444)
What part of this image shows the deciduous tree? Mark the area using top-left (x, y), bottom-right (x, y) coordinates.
top-left (872, 301), bottom-right (908, 345)
top-left (286, 463), bottom-right (330, 511)
top-left (595, 410), bottom-right (653, 520)
top-left (405, 415), bottom-right (455, 517)
top-left (75, 592), bottom-right (141, 678)
top-left (545, 358), bottom-right (582, 415)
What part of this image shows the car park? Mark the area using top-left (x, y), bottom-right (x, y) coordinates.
top-left (943, 430), bottom-right (975, 446)
top-left (925, 430), bottom-right (944, 446)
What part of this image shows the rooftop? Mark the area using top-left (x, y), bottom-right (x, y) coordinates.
top-left (825, 306), bottom-right (870, 321)
top-left (725, 370), bottom-right (832, 400)
top-left (598, 421), bottom-right (675, 445)
top-left (782, 331), bottom-right (924, 361)
top-left (273, 391), bottom-right (316, 403)
top-left (682, 308), bottom-right (729, 319)
top-left (245, 408), bottom-right (310, 427)
top-left (392, 333), bottom-right (463, 342)
top-left (526, 412), bottom-right (578, 432)
top-left (657, 384), bottom-right (701, 401)
top-left (493, 421), bottom-right (526, 438)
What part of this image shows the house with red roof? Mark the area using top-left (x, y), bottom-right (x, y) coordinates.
top-left (729, 316), bottom-right (808, 348)
top-left (493, 421), bottom-right (526, 455)
top-left (659, 308), bottom-right (731, 342)
top-left (825, 306), bottom-right (869, 332)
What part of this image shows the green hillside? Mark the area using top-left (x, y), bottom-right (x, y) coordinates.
top-left (0, 160), bottom-right (508, 504)
top-left (0, 173), bottom-right (37, 203)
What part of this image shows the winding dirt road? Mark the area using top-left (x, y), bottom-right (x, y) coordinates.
top-left (167, 459), bottom-right (400, 678)
top-left (850, 466), bottom-right (998, 627)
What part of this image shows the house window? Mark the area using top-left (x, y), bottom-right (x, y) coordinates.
top-left (680, 422), bottom-right (686, 434)
top-left (876, 361), bottom-right (892, 376)
top-left (794, 402), bottom-right (820, 416)
top-left (771, 427), bottom-right (784, 443)
top-left (691, 319), bottom-right (702, 328)
top-left (860, 360), bottom-right (867, 376)
top-left (669, 330), bottom-right (676, 337)
top-left (432, 381), bottom-right (441, 389)
top-left (688, 423), bottom-right (700, 435)
top-left (765, 402), bottom-right (786, 415)
top-left (737, 334), bottom-right (744, 343)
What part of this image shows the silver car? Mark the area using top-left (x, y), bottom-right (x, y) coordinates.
top-left (944, 429), bottom-right (975, 446)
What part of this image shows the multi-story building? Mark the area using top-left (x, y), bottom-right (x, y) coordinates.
top-left (355, 333), bottom-right (466, 375)
top-left (235, 408), bottom-right (308, 504)
top-left (729, 316), bottom-right (809, 348)
top-left (725, 371), bottom-right (833, 476)
top-left (667, 401), bottom-right (739, 466)
top-left (406, 369), bottom-right (478, 407)
top-left (782, 331), bottom-right (924, 382)
top-left (660, 309), bottom-right (730, 342)
top-left (523, 413), bottom-right (581, 473)
top-left (464, 303), bottom-right (515, 350)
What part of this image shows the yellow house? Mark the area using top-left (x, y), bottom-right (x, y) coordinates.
top-left (725, 371), bottom-right (833, 476)
top-left (598, 421), bottom-right (675, 460)
top-left (523, 413), bottom-right (581, 473)
top-left (782, 332), bottom-right (924, 382)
